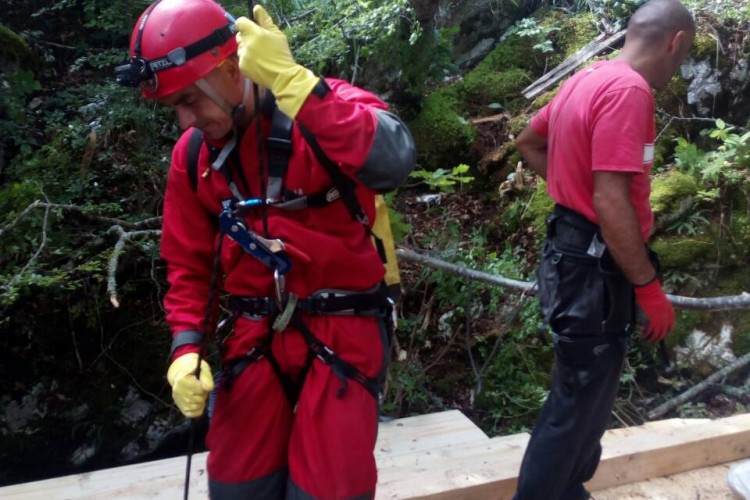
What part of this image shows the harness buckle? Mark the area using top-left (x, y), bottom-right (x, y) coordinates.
top-left (317, 345), bottom-right (336, 364)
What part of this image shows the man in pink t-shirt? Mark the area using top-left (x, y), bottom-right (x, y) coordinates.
top-left (513, 1), bottom-right (694, 499)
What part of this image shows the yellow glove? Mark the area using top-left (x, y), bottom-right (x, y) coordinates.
top-left (167, 353), bottom-right (214, 418)
top-left (235, 5), bottom-right (319, 119)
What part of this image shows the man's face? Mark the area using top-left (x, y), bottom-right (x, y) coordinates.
top-left (158, 84), bottom-right (234, 140)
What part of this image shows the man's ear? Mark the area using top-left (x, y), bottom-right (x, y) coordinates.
top-left (221, 56), bottom-right (242, 83)
top-left (668, 30), bottom-right (686, 56)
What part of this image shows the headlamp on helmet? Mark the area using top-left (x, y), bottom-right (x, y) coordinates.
top-left (115, 0), bottom-right (239, 98)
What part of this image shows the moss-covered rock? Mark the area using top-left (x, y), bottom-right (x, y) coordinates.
top-left (475, 31), bottom-right (541, 75)
top-left (460, 67), bottom-right (533, 109)
top-left (509, 114), bottom-right (531, 137)
top-left (531, 85), bottom-right (560, 110)
top-left (0, 23), bottom-right (34, 71)
top-left (523, 180), bottom-right (555, 233)
top-left (556, 12), bottom-right (599, 59)
top-left (692, 31), bottom-right (717, 61)
top-left (650, 235), bottom-right (714, 269)
top-left (650, 170), bottom-right (699, 215)
top-left (408, 89), bottom-right (477, 170)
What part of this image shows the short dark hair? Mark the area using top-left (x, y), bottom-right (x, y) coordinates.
top-left (627, 0), bottom-right (695, 44)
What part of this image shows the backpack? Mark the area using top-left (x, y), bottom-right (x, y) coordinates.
top-left (186, 104), bottom-right (402, 301)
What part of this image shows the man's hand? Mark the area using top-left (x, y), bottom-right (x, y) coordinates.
top-left (235, 5), bottom-right (319, 119)
top-left (634, 279), bottom-right (675, 342)
top-left (167, 353), bottom-right (214, 418)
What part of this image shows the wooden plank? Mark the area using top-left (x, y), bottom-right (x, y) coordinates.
top-left (0, 452), bottom-right (210, 500)
top-left (594, 461), bottom-right (738, 499)
top-left (0, 410), bottom-right (486, 500)
top-left (376, 433), bottom-right (529, 500)
top-left (586, 412), bottom-right (750, 492)
top-left (382, 414), bottom-right (750, 499)
top-left (2, 412), bottom-right (749, 500)
top-left (522, 29), bottom-right (626, 100)
top-left (375, 410), bottom-right (489, 459)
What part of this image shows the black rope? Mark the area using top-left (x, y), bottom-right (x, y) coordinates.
top-left (184, 232), bottom-right (225, 500)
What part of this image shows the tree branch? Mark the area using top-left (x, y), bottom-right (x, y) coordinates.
top-left (396, 248), bottom-right (750, 311)
top-left (106, 226), bottom-right (162, 308)
top-left (0, 201), bottom-right (162, 236)
top-left (647, 349), bottom-right (750, 419)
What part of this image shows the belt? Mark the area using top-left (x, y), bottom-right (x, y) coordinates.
top-left (548, 204), bottom-right (611, 260)
top-left (230, 285), bottom-right (391, 318)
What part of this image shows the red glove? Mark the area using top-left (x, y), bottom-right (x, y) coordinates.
top-left (634, 279), bottom-right (675, 342)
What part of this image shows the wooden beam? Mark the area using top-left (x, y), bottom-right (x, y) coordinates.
top-left (587, 413), bottom-right (750, 491)
top-left (1, 412), bottom-right (749, 499)
top-left (377, 414), bottom-right (750, 499)
top-left (522, 30), bottom-right (626, 101)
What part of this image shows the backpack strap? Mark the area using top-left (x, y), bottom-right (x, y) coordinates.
top-left (297, 125), bottom-right (373, 230)
top-left (185, 104), bottom-right (384, 263)
top-left (187, 128), bottom-right (205, 193)
top-left (266, 106), bottom-right (294, 203)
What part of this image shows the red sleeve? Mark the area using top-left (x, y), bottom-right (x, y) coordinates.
top-left (160, 132), bottom-right (219, 341)
top-left (530, 103), bottom-right (551, 137)
top-left (591, 86), bottom-right (654, 174)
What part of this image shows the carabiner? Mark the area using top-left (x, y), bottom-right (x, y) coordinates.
top-left (274, 268), bottom-right (285, 308)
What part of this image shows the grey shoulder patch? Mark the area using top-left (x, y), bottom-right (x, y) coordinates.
top-left (354, 109), bottom-right (416, 192)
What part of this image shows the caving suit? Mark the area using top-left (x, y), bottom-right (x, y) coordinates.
top-left (160, 78), bottom-right (416, 499)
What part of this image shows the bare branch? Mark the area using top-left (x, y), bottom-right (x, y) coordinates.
top-left (4, 191), bottom-right (52, 290)
top-left (397, 248), bottom-right (750, 311)
top-left (0, 200), bottom-right (44, 238)
top-left (647, 349), bottom-right (750, 419)
top-left (655, 108), bottom-right (747, 141)
top-left (397, 248), bottom-right (533, 293)
top-left (106, 226), bottom-right (162, 308)
top-left (0, 201), bottom-right (162, 236)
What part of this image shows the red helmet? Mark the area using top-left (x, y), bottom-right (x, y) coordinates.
top-left (125, 0), bottom-right (238, 99)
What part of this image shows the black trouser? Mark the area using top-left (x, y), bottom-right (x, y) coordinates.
top-left (514, 206), bottom-right (634, 500)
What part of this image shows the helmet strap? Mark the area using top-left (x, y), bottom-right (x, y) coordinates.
top-left (230, 78), bottom-right (252, 125)
top-left (195, 78), bottom-right (234, 117)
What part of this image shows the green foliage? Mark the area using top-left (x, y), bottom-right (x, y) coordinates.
top-left (586, 0), bottom-right (646, 25)
top-left (384, 218), bottom-right (549, 433)
top-left (282, 0), bottom-right (421, 82)
top-left (523, 181), bottom-right (555, 234)
top-left (677, 401), bottom-right (710, 418)
top-left (31, 0), bottom-right (146, 38)
top-left (0, 70), bottom-right (41, 155)
top-left (674, 120), bottom-right (750, 185)
top-left (383, 192), bottom-right (411, 243)
top-left (667, 209), bottom-right (710, 236)
top-left (509, 18), bottom-right (560, 54)
top-left (685, 0), bottom-right (750, 23)
top-left (410, 164), bottom-right (475, 193)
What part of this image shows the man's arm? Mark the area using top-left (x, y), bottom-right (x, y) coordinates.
top-left (516, 125), bottom-right (548, 180)
top-left (594, 170), bottom-right (675, 342)
top-left (592, 170), bottom-right (655, 284)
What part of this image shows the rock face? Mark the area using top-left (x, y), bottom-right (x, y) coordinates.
top-left (427, 0), bottom-right (543, 68)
